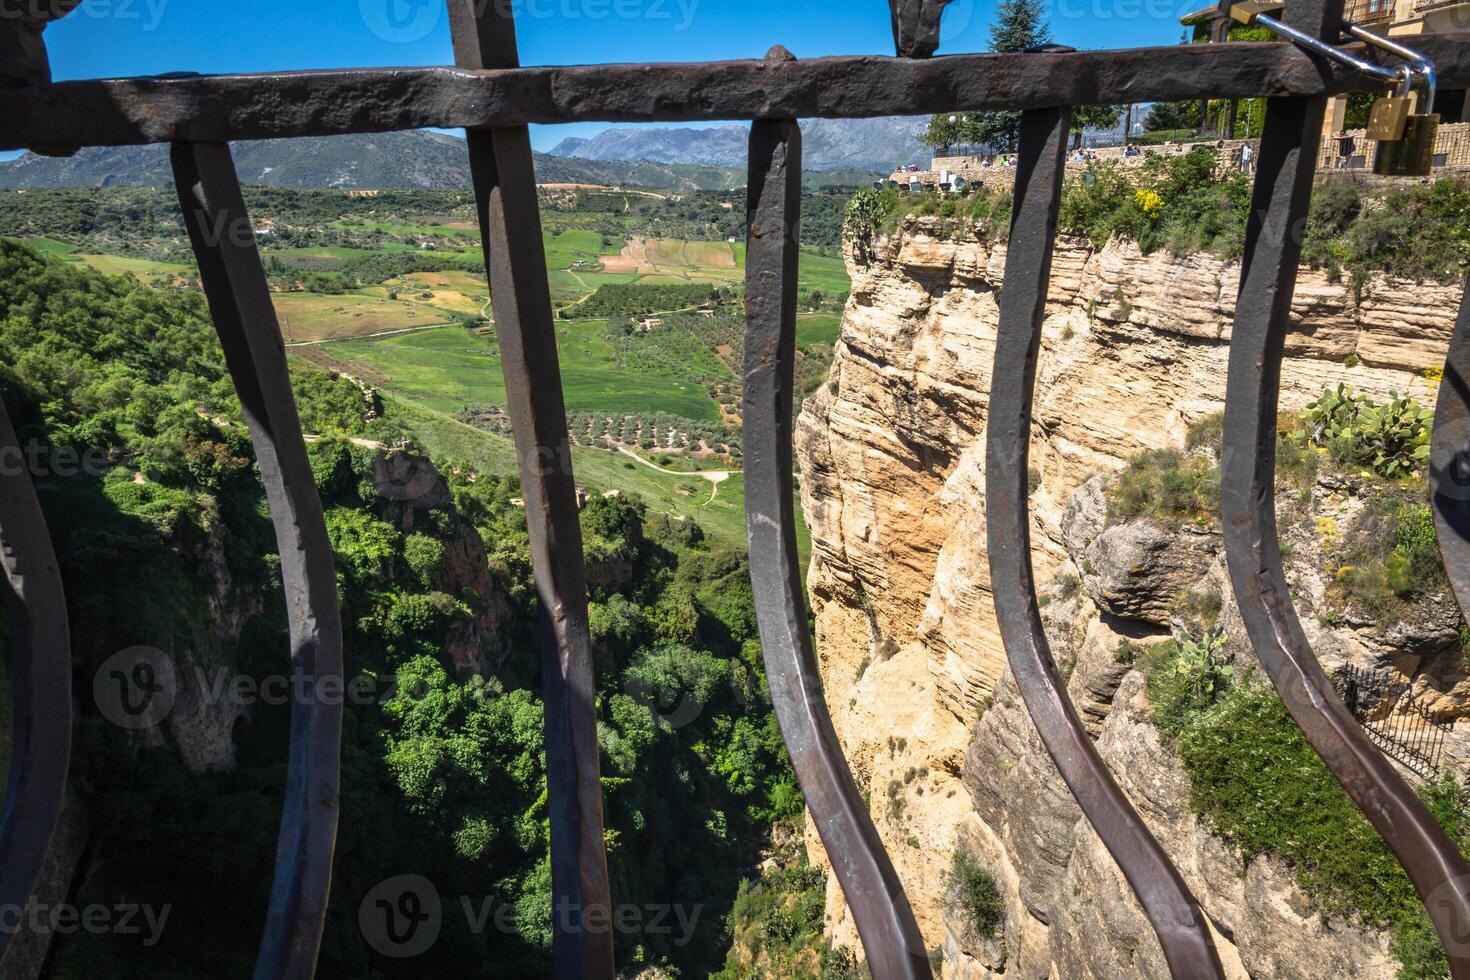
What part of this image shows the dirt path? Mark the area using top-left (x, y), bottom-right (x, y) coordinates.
top-left (285, 321), bottom-right (455, 348)
top-left (614, 445), bottom-right (732, 503)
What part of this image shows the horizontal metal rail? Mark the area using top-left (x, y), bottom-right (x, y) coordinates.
top-left (3, 35), bottom-right (1470, 151)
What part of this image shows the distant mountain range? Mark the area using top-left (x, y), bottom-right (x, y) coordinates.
top-left (0, 131), bottom-right (874, 193)
top-left (549, 117), bottom-right (931, 172)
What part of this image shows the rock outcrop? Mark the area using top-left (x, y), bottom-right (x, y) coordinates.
top-left (795, 220), bottom-right (1464, 976)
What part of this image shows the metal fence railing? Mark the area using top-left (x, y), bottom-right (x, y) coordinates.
top-left (4, 2), bottom-right (1470, 978)
top-left (1335, 666), bottom-right (1453, 779)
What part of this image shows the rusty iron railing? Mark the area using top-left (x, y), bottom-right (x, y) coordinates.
top-left (2, 1), bottom-right (1470, 977)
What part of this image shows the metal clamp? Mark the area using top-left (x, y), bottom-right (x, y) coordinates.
top-left (1221, 0), bottom-right (1434, 97)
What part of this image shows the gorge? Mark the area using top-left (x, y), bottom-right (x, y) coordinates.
top-left (794, 215), bottom-right (1468, 977)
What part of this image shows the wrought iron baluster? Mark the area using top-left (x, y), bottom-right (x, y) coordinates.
top-left (1432, 276), bottom-right (1470, 623)
top-left (887, 0), bottom-right (954, 58)
top-left (984, 105), bottom-right (1226, 979)
top-left (0, 396), bottom-right (73, 968)
top-left (732, 16), bottom-right (957, 968)
top-left (446, 3), bottom-right (614, 976)
top-left (742, 106), bottom-right (932, 978)
top-left (169, 141), bottom-right (343, 980)
top-left (1221, 0), bottom-right (1470, 972)
top-left (0, 7), bottom-right (78, 968)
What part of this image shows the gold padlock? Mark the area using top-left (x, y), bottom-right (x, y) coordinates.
top-left (1370, 62), bottom-right (1440, 177)
top-left (1366, 94), bottom-right (1411, 141)
top-left (1374, 112), bottom-right (1440, 176)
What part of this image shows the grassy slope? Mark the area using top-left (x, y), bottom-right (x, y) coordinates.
top-left (382, 394), bottom-right (811, 563)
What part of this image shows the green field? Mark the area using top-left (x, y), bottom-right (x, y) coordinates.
top-left (382, 395), bottom-right (810, 560)
top-left (13, 213), bottom-right (845, 554)
top-left (328, 322), bottom-right (720, 420)
top-left (796, 313), bottom-right (842, 346)
top-left (274, 291), bottom-right (450, 341)
top-left (5, 238), bottom-right (190, 280)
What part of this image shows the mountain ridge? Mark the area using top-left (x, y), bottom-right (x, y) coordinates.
top-left (0, 130), bottom-right (882, 192)
top-left (547, 118), bottom-right (931, 172)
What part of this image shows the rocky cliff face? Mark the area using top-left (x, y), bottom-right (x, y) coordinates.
top-left (794, 220), bottom-right (1464, 976)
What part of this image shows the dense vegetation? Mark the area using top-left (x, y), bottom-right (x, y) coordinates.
top-left (1098, 384), bottom-right (1466, 977)
top-left (543, 186), bottom-right (857, 250)
top-left (565, 282), bottom-right (735, 320)
top-left (1138, 640), bottom-right (1470, 979)
top-left (845, 150), bottom-right (1470, 287)
top-left (0, 239), bottom-right (803, 977)
top-left (0, 183), bottom-right (855, 266)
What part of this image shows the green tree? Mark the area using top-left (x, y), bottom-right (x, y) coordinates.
top-left (1072, 104), bottom-right (1124, 147)
top-left (1144, 100), bottom-right (1203, 133)
top-left (919, 0), bottom-right (1051, 153)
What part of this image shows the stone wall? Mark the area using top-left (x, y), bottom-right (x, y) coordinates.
top-left (910, 122), bottom-right (1470, 192)
top-left (1316, 120), bottom-right (1470, 170)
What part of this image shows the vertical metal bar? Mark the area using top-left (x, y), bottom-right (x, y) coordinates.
top-left (0, 7), bottom-right (76, 968)
top-left (445, 4), bottom-right (614, 976)
top-left (1221, 0), bottom-right (1470, 971)
top-left (0, 1), bottom-right (79, 88)
top-left (985, 106), bottom-right (1225, 980)
top-left (169, 141), bottom-right (343, 980)
top-left (887, 0), bottom-right (954, 58)
top-left (0, 397), bottom-right (72, 968)
top-left (1431, 276), bottom-right (1470, 624)
top-left (743, 109), bottom-right (932, 979)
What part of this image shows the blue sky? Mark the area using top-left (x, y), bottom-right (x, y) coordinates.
top-left (29, 0), bottom-right (1195, 154)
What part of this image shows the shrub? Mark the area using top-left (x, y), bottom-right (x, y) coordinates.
top-left (1303, 384), bottom-right (1432, 479)
top-left (1174, 682), bottom-right (1470, 979)
top-left (843, 187), bottom-right (884, 253)
top-left (1333, 498), bottom-right (1447, 615)
top-left (1107, 448), bottom-right (1220, 526)
top-left (1139, 627), bottom-right (1232, 740)
top-left (945, 847), bottom-right (1003, 939)
top-left (1184, 412), bottom-right (1224, 453)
